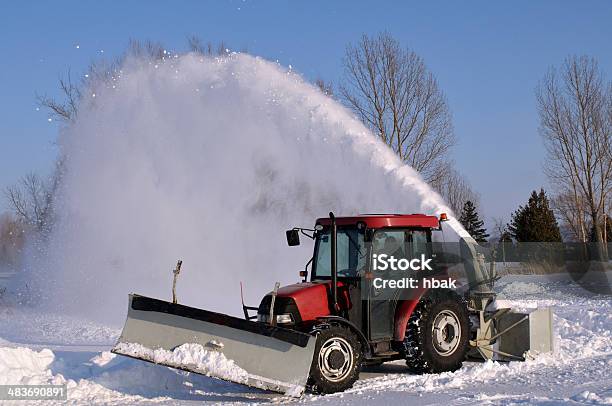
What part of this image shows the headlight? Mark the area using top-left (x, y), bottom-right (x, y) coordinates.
top-left (257, 313), bottom-right (294, 324)
top-left (275, 313), bottom-right (294, 324)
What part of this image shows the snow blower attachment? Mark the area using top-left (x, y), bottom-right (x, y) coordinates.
top-left (113, 213), bottom-right (553, 396)
top-left (458, 237), bottom-right (554, 361)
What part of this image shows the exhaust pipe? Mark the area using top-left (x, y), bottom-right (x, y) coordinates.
top-left (269, 282), bottom-right (280, 326)
top-left (330, 212), bottom-right (338, 314)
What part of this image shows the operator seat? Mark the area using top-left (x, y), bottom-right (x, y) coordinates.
top-left (383, 236), bottom-right (404, 259)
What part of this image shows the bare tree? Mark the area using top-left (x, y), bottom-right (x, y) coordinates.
top-left (0, 213), bottom-right (25, 270)
top-left (37, 70), bottom-right (81, 122)
top-left (37, 36), bottom-right (229, 126)
top-left (4, 173), bottom-right (54, 235)
top-left (127, 39), bottom-right (166, 61)
top-left (536, 56), bottom-right (612, 245)
top-left (433, 167), bottom-right (479, 216)
top-left (551, 192), bottom-right (589, 242)
top-left (491, 216), bottom-right (512, 270)
top-left (493, 216), bottom-right (513, 244)
top-left (315, 78), bottom-right (334, 96)
top-left (492, 217), bottom-right (504, 237)
top-left (340, 33), bottom-right (456, 185)
top-left (36, 41), bottom-right (155, 123)
top-left (187, 35), bottom-right (230, 56)
top-left (19, 39), bottom-right (174, 242)
top-left (28, 39), bottom-right (178, 240)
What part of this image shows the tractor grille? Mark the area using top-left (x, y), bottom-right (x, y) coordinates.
top-left (258, 295), bottom-right (302, 325)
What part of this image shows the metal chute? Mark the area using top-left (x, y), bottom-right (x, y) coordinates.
top-left (112, 294), bottom-right (316, 396)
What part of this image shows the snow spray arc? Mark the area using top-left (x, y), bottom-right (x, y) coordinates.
top-left (32, 52), bottom-right (465, 322)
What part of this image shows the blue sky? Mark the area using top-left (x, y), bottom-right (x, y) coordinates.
top-left (1, 1), bottom-right (611, 224)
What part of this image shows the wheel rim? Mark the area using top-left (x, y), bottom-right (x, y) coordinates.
top-left (431, 309), bottom-right (461, 356)
top-left (318, 336), bottom-right (354, 382)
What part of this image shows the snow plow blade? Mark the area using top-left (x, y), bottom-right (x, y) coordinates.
top-left (111, 294), bottom-right (316, 397)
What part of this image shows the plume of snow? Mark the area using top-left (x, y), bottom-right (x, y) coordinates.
top-left (30, 53), bottom-right (463, 322)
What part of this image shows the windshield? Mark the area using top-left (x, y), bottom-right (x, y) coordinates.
top-left (313, 226), bottom-right (368, 278)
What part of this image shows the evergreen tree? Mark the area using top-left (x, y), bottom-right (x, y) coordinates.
top-left (459, 200), bottom-right (490, 243)
top-left (508, 189), bottom-right (562, 242)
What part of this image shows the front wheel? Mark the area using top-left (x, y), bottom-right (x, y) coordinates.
top-left (308, 325), bottom-right (361, 394)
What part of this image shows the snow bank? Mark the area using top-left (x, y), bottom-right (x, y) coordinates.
top-left (20, 51), bottom-right (461, 322)
top-left (0, 346), bottom-right (59, 385)
top-left (500, 281), bottom-right (546, 296)
top-left (0, 346), bottom-right (137, 403)
top-left (114, 342), bottom-right (248, 384)
top-left (0, 343), bottom-right (246, 403)
top-left (0, 275), bottom-right (609, 404)
top-left (301, 275), bottom-right (611, 404)
top-left (572, 390), bottom-right (612, 404)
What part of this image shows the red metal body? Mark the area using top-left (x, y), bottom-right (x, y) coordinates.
top-left (276, 281), bottom-right (352, 322)
top-left (276, 282), bottom-right (331, 321)
top-left (394, 299), bottom-right (421, 341)
top-left (316, 213), bottom-right (440, 229)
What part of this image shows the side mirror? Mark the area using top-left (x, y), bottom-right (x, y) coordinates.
top-left (286, 229), bottom-right (300, 246)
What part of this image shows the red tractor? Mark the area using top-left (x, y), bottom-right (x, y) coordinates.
top-left (253, 212), bottom-right (469, 393)
top-left (113, 212), bottom-right (553, 396)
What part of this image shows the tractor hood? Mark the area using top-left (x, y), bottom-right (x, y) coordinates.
top-left (258, 281), bottom-right (352, 324)
top-left (275, 281), bottom-right (352, 320)
top-left (275, 282), bottom-right (332, 321)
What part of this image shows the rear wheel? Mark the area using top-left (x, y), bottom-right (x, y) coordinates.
top-left (402, 291), bottom-right (469, 373)
top-left (308, 325), bottom-right (361, 394)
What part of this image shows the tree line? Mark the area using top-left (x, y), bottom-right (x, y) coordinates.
top-left (324, 33), bottom-right (610, 247)
top-left (1, 33), bottom-right (610, 271)
top-left (456, 188), bottom-right (565, 244)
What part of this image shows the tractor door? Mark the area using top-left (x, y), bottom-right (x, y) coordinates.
top-left (367, 228), bottom-right (431, 341)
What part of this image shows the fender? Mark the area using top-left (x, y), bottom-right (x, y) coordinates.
top-left (394, 284), bottom-right (461, 341)
top-left (315, 316), bottom-right (372, 357)
top-left (393, 287), bottom-right (427, 341)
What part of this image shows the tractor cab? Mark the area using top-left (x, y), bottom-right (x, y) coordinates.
top-left (310, 214), bottom-right (438, 280)
top-left (260, 213), bottom-right (447, 364)
top-left (311, 215), bottom-right (441, 342)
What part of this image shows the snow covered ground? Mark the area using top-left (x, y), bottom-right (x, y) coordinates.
top-left (0, 274), bottom-right (610, 405)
